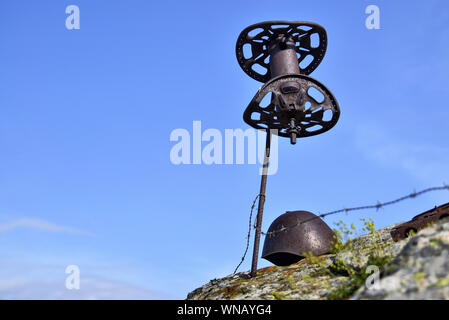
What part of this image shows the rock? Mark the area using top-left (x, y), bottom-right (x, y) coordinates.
top-left (187, 257), bottom-right (348, 300)
top-left (187, 220), bottom-right (449, 300)
top-left (187, 224), bottom-right (403, 300)
top-left (351, 219), bottom-right (449, 300)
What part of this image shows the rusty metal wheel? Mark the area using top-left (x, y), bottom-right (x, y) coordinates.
top-left (243, 74), bottom-right (340, 139)
top-left (236, 21), bottom-right (327, 82)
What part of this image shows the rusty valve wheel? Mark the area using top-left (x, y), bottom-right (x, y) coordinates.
top-left (236, 21), bottom-right (327, 83)
top-left (243, 74), bottom-right (340, 143)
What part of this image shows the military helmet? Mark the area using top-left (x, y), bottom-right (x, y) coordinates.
top-left (262, 210), bottom-right (334, 266)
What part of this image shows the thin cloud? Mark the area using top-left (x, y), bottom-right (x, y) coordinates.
top-left (0, 275), bottom-right (167, 300)
top-left (354, 124), bottom-right (449, 184)
top-left (0, 257), bottom-right (172, 299)
top-left (0, 218), bottom-right (94, 236)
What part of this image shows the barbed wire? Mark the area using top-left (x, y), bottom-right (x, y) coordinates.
top-left (233, 184), bottom-right (449, 273)
top-left (233, 194), bottom-right (260, 275)
top-left (263, 185), bottom-right (449, 237)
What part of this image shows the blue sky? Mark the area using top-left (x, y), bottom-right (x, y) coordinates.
top-left (0, 0), bottom-right (448, 299)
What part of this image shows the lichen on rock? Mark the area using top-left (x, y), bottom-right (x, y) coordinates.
top-left (187, 219), bottom-right (449, 300)
top-left (187, 221), bottom-right (412, 300)
top-left (351, 219), bottom-right (449, 300)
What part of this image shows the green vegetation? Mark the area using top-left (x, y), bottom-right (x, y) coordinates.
top-left (302, 218), bottom-right (395, 299)
top-left (432, 277), bottom-right (449, 288)
top-left (429, 238), bottom-right (445, 250)
top-left (327, 218), bottom-right (394, 299)
top-left (413, 272), bottom-right (427, 286)
top-left (287, 276), bottom-right (298, 290)
top-left (327, 255), bottom-right (392, 300)
top-left (271, 291), bottom-right (286, 300)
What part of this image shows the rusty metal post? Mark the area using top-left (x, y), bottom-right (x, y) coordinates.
top-left (250, 129), bottom-right (271, 277)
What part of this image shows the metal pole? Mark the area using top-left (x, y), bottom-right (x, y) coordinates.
top-left (250, 129), bottom-right (271, 277)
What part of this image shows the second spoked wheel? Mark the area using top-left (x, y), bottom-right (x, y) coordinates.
top-left (243, 74), bottom-right (340, 140)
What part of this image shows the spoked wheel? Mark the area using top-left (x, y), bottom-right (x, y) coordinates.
top-left (243, 74), bottom-right (340, 142)
top-left (236, 21), bottom-right (327, 82)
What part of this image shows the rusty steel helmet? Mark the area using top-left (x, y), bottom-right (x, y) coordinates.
top-left (262, 210), bottom-right (334, 266)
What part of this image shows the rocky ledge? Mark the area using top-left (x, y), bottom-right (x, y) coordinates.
top-left (187, 219), bottom-right (449, 300)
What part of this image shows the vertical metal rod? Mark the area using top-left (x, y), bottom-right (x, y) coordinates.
top-left (250, 129), bottom-right (271, 277)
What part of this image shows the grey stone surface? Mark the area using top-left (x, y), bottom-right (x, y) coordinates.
top-left (187, 220), bottom-right (449, 300)
top-left (352, 219), bottom-right (449, 300)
